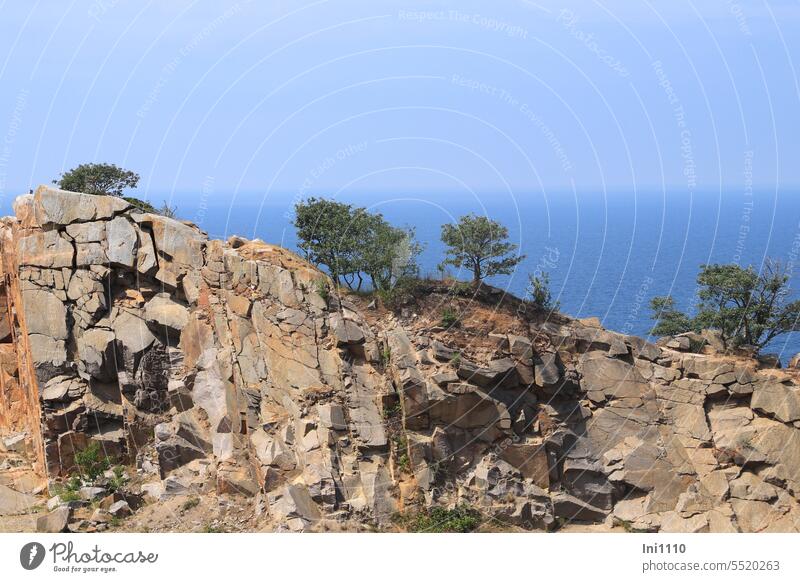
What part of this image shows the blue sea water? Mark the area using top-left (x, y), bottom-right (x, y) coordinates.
top-left (5, 190), bottom-right (800, 360)
top-left (164, 189), bottom-right (800, 361)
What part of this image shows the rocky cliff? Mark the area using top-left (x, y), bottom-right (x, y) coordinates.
top-left (2, 185), bottom-right (800, 533)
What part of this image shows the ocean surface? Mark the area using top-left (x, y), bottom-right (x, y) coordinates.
top-left (5, 190), bottom-right (800, 360)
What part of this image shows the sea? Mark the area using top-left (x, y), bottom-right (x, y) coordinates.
top-left (5, 189), bottom-right (800, 361)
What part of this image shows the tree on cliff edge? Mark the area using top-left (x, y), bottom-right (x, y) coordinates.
top-left (54, 163), bottom-right (140, 197)
top-left (440, 214), bottom-right (525, 286)
top-left (294, 197), bottom-right (421, 291)
top-left (650, 259), bottom-right (800, 351)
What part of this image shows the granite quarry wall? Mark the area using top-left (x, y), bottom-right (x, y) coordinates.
top-left (2, 186), bottom-right (800, 532)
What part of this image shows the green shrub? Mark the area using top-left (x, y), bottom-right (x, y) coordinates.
top-left (450, 281), bottom-right (474, 297)
top-left (440, 308), bottom-right (460, 329)
top-left (52, 476), bottom-right (82, 502)
top-left (650, 260), bottom-right (800, 351)
top-left (74, 442), bottom-right (111, 482)
top-left (382, 402), bottom-right (402, 419)
top-left (55, 162), bottom-right (139, 197)
top-left (123, 196), bottom-right (158, 213)
top-left (315, 279), bottom-right (330, 303)
top-left (182, 497), bottom-right (200, 511)
top-left (376, 276), bottom-right (420, 308)
top-left (396, 505), bottom-right (481, 533)
top-left (393, 435), bottom-right (410, 474)
top-left (527, 272), bottom-right (559, 312)
top-left (106, 465), bottom-right (127, 492)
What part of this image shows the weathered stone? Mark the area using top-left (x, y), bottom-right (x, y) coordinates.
top-left (17, 230), bottom-right (74, 268)
top-left (132, 213), bottom-right (205, 287)
top-left (317, 403), bottom-right (346, 430)
top-left (32, 185), bottom-right (131, 227)
top-left (499, 441), bottom-right (550, 489)
top-left (36, 506), bottom-right (71, 532)
top-left (65, 221), bottom-right (106, 243)
top-left (106, 216), bottom-right (137, 268)
top-left (431, 370), bottom-right (459, 386)
top-left (22, 289), bottom-right (67, 339)
top-left (626, 336), bottom-right (661, 361)
top-left (77, 328), bottom-right (117, 381)
top-left (430, 340), bottom-right (458, 363)
top-left (191, 350), bottom-right (233, 433)
top-left (41, 376), bottom-right (84, 401)
top-left (0, 483), bottom-right (40, 515)
top-left (268, 484), bottom-right (321, 531)
top-left (580, 353), bottom-right (647, 400)
top-left (144, 293), bottom-right (190, 334)
top-left (730, 472), bottom-right (779, 502)
top-left (534, 352), bottom-right (563, 386)
top-left (751, 382), bottom-right (800, 423)
top-left (659, 511), bottom-right (709, 533)
top-left (329, 313), bottom-right (365, 345)
top-left (551, 492), bottom-right (606, 522)
top-left (79, 486), bottom-right (107, 501)
top-left (28, 334), bottom-right (68, 380)
top-left (507, 334), bottom-right (533, 360)
top-left (112, 310), bottom-right (156, 356)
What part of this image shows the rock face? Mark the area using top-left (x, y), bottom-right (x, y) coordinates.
top-left (2, 186), bottom-right (800, 532)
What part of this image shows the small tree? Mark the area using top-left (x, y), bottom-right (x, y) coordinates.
top-left (650, 259), bottom-right (800, 350)
top-left (649, 296), bottom-right (693, 336)
top-left (527, 271), bottom-right (559, 312)
top-left (54, 163), bottom-right (139, 197)
top-left (361, 217), bottom-right (422, 292)
top-left (158, 201), bottom-right (178, 219)
top-left (440, 214), bottom-right (525, 286)
top-left (294, 198), bottom-right (361, 284)
top-left (294, 197), bottom-right (422, 292)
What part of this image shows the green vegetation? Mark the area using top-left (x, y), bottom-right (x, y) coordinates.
top-left (52, 477), bottom-right (81, 503)
top-left (649, 296), bottom-right (693, 337)
top-left (182, 497), bottom-right (200, 511)
top-left (650, 260), bottom-right (800, 351)
top-left (52, 443), bottom-right (128, 500)
top-left (123, 196), bottom-right (158, 213)
top-left (439, 307), bottom-right (460, 329)
top-left (55, 162), bottom-right (139, 197)
top-left (294, 197), bottom-right (422, 292)
top-left (54, 162), bottom-right (177, 217)
top-left (382, 402), bottom-right (402, 419)
top-left (393, 435), bottom-right (410, 473)
top-left (158, 201), bottom-right (178, 218)
top-left (107, 465), bottom-right (127, 492)
top-left (395, 505), bottom-right (481, 533)
top-left (440, 214), bottom-right (525, 286)
top-left (527, 271), bottom-right (559, 312)
top-left (74, 441), bottom-right (112, 481)
top-left (314, 278), bottom-right (330, 302)
top-left (375, 275), bottom-right (421, 308)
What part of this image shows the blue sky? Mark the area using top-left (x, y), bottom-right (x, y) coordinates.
top-left (1, 0), bottom-right (799, 209)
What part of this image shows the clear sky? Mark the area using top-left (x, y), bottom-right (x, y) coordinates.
top-left (1, 0), bottom-right (799, 209)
